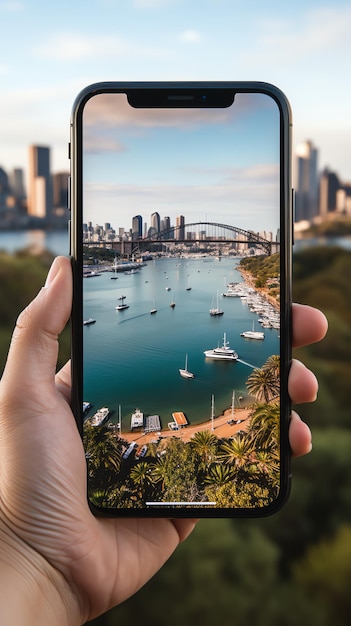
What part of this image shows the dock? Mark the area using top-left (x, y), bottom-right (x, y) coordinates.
top-left (171, 412), bottom-right (188, 429)
top-left (144, 414), bottom-right (161, 433)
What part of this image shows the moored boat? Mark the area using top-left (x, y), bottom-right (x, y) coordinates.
top-left (204, 332), bottom-right (238, 361)
top-left (179, 353), bottom-right (195, 379)
top-left (241, 321), bottom-right (265, 340)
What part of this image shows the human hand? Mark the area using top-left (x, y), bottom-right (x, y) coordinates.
top-left (289, 302), bottom-right (328, 456)
top-left (0, 257), bottom-right (327, 625)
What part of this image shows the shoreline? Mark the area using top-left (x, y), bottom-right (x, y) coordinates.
top-left (118, 405), bottom-right (253, 446)
top-left (237, 266), bottom-right (280, 312)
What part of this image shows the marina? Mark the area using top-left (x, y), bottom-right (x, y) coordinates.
top-left (83, 256), bottom-right (280, 428)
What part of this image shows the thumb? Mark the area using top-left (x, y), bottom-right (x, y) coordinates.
top-left (1, 256), bottom-right (72, 402)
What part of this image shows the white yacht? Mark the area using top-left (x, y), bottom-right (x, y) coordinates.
top-left (204, 332), bottom-right (238, 361)
top-left (89, 407), bottom-right (109, 427)
top-left (131, 408), bottom-right (144, 429)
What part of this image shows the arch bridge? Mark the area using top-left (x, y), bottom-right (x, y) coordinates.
top-left (138, 221), bottom-right (276, 255)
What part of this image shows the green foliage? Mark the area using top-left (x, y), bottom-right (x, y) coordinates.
top-left (240, 253), bottom-right (280, 286)
top-left (3, 244), bottom-right (351, 626)
top-left (293, 246), bottom-right (351, 427)
top-left (0, 248), bottom-right (70, 373)
top-left (83, 246), bottom-right (119, 264)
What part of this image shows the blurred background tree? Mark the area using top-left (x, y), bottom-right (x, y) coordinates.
top-left (1, 242), bottom-right (350, 626)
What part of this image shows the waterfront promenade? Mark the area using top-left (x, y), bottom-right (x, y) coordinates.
top-left (119, 406), bottom-right (252, 446)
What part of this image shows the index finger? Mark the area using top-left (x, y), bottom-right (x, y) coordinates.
top-left (292, 303), bottom-right (328, 349)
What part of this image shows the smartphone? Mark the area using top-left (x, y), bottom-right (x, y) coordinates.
top-left (70, 82), bottom-right (292, 517)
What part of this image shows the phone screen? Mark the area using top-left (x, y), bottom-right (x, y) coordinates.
top-left (72, 84), bottom-right (292, 516)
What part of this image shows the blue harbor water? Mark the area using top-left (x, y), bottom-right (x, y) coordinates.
top-left (0, 230), bottom-right (69, 255)
top-left (83, 257), bottom-right (279, 430)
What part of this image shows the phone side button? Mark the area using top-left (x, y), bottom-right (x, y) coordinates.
top-left (291, 188), bottom-right (295, 245)
top-left (67, 175), bottom-right (71, 211)
top-left (68, 219), bottom-right (71, 256)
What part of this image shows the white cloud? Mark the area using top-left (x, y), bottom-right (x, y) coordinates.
top-left (34, 32), bottom-right (129, 61)
top-left (179, 29), bottom-right (202, 43)
top-left (256, 6), bottom-right (351, 64)
top-left (33, 31), bottom-right (173, 63)
top-left (0, 1), bottom-right (24, 11)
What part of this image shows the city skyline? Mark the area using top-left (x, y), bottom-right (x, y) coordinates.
top-left (1, 2), bottom-right (351, 184)
top-left (82, 214), bottom-right (279, 246)
top-left (1, 135), bottom-right (351, 229)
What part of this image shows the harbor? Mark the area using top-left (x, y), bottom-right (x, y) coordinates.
top-left (83, 255), bottom-right (280, 429)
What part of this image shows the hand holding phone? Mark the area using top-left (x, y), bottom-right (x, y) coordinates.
top-left (70, 82), bottom-right (293, 517)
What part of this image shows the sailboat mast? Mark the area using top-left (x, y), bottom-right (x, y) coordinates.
top-left (231, 390), bottom-right (235, 418)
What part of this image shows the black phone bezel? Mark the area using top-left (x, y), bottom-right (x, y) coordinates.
top-left (70, 81), bottom-right (292, 518)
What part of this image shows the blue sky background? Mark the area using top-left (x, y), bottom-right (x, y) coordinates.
top-left (1, 0), bottom-right (351, 183)
top-left (83, 91), bottom-right (280, 230)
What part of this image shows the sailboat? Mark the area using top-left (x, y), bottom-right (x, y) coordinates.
top-left (115, 297), bottom-right (129, 311)
top-left (150, 300), bottom-right (157, 314)
top-left (209, 290), bottom-right (224, 316)
top-left (111, 256), bottom-right (119, 279)
top-left (179, 353), bottom-right (195, 379)
top-left (186, 275), bottom-right (192, 291)
top-left (240, 320), bottom-right (265, 340)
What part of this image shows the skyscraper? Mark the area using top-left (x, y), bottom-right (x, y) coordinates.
top-left (10, 168), bottom-right (26, 204)
top-left (53, 172), bottom-right (69, 214)
top-left (175, 215), bottom-right (185, 241)
top-left (132, 215), bottom-right (143, 240)
top-left (150, 211), bottom-right (161, 234)
top-left (319, 168), bottom-right (340, 216)
top-left (295, 140), bottom-right (318, 222)
top-left (28, 145), bottom-right (52, 218)
top-left (163, 216), bottom-right (171, 238)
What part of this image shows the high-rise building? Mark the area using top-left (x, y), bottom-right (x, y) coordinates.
top-left (162, 216), bottom-right (171, 238)
top-left (28, 145), bottom-right (52, 218)
top-left (53, 172), bottom-right (69, 213)
top-left (10, 168), bottom-right (26, 204)
top-left (175, 215), bottom-right (185, 240)
top-left (150, 211), bottom-right (161, 234)
top-left (132, 215), bottom-right (143, 240)
top-left (295, 140), bottom-right (318, 222)
top-left (0, 167), bottom-right (9, 193)
top-left (319, 168), bottom-right (340, 216)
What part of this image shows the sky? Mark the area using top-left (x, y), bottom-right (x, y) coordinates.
top-left (1, 0), bottom-right (351, 183)
top-left (83, 91), bottom-right (281, 231)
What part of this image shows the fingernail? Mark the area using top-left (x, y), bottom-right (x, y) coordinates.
top-left (44, 258), bottom-right (60, 288)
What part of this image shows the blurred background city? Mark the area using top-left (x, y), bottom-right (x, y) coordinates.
top-left (1, 1), bottom-right (351, 625)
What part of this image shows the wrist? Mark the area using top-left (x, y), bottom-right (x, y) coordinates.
top-left (0, 519), bottom-right (82, 626)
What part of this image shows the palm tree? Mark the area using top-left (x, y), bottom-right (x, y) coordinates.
top-left (263, 354), bottom-right (280, 382)
top-left (151, 456), bottom-right (169, 490)
top-left (246, 354), bottom-right (280, 403)
top-left (84, 425), bottom-right (122, 486)
top-left (190, 430), bottom-right (218, 470)
top-left (204, 463), bottom-right (234, 486)
top-left (248, 402), bottom-right (280, 450)
top-left (246, 367), bottom-right (277, 403)
top-left (218, 435), bottom-right (255, 469)
top-left (130, 461), bottom-right (153, 488)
